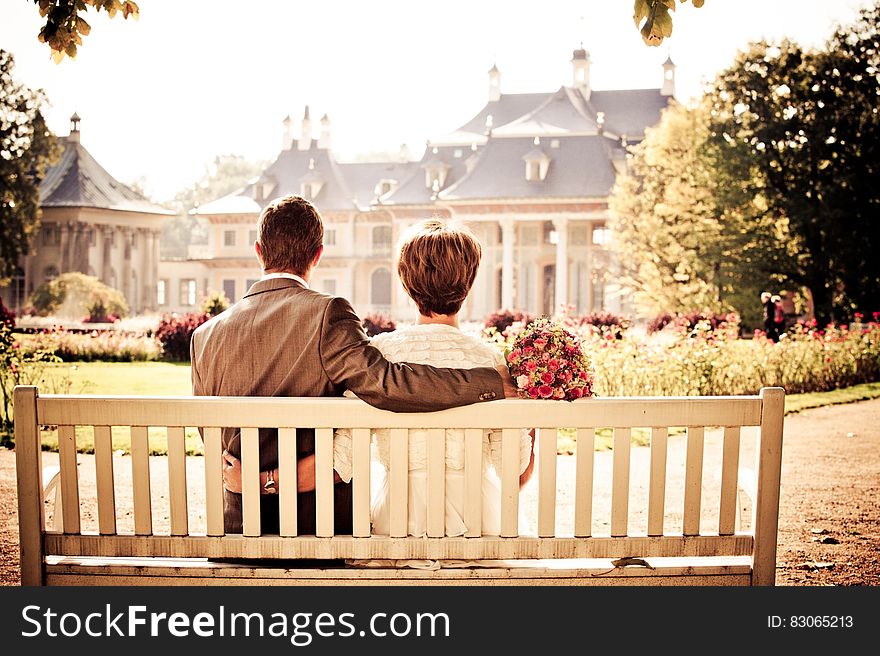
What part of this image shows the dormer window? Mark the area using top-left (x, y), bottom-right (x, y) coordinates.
top-left (254, 175), bottom-right (277, 203)
top-left (422, 151), bottom-right (450, 190)
top-left (375, 179), bottom-right (398, 197)
top-left (522, 137), bottom-right (551, 182)
top-left (299, 158), bottom-right (324, 200)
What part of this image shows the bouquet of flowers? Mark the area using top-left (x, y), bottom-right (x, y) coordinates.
top-left (506, 318), bottom-right (594, 400)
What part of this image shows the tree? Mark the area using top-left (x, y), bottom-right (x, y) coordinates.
top-left (30, 271), bottom-right (129, 319)
top-left (33, 0), bottom-right (139, 62)
top-left (705, 3), bottom-right (880, 323)
top-left (0, 49), bottom-right (59, 284)
top-left (610, 101), bottom-right (796, 327)
top-left (633, 0), bottom-right (704, 46)
top-left (161, 154), bottom-right (265, 259)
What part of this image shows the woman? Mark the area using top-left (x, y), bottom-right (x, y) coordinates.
top-left (333, 219), bottom-right (534, 537)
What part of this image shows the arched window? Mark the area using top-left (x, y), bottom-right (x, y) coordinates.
top-left (370, 267), bottom-right (391, 307)
top-left (372, 225), bottom-right (392, 255)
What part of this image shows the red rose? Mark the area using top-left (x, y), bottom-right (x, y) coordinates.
top-left (538, 385), bottom-right (554, 398)
top-left (522, 346), bottom-right (535, 356)
top-left (541, 371), bottom-right (554, 384)
top-left (526, 361), bottom-right (537, 372)
top-left (569, 387), bottom-right (583, 399)
top-left (528, 386), bottom-right (541, 399)
top-left (548, 358), bottom-right (560, 371)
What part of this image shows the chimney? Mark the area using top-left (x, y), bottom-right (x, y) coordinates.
top-left (281, 115), bottom-right (293, 150)
top-left (398, 143), bottom-right (410, 162)
top-left (68, 112), bottom-right (81, 143)
top-left (318, 113), bottom-right (331, 149)
top-left (298, 105), bottom-right (312, 151)
top-left (488, 63), bottom-right (501, 102)
top-left (661, 55), bottom-right (676, 97)
top-left (571, 46), bottom-right (591, 101)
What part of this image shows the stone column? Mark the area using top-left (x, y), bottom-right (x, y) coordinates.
top-left (121, 227), bottom-right (132, 298)
top-left (58, 223), bottom-right (70, 272)
top-left (553, 217), bottom-right (569, 313)
top-left (101, 226), bottom-right (113, 284)
top-left (585, 221), bottom-right (595, 311)
top-left (500, 217), bottom-right (516, 310)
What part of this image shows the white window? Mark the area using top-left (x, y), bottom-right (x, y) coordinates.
top-left (526, 160), bottom-right (541, 181)
top-left (371, 268), bottom-right (392, 306)
top-left (157, 279), bottom-right (168, 306)
top-left (180, 279), bottom-right (197, 306)
top-left (592, 226), bottom-right (610, 245)
top-left (224, 230), bottom-right (236, 247)
top-left (372, 225), bottom-right (392, 254)
top-left (248, 230), bottom-right (258, 244)
top-left (222, 279), bottom-right (236, 303)
top-left (324, 229), bottom-right (336, 246)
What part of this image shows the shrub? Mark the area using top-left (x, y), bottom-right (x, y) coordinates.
top-left (30, 272), bottom-right (129, 319)
top-left (0, 298), bottom-right (14, 330)
top-left (19, 328), bottom-right (161, 362)
top-left (484, 308), bottom-right (534, 335)
top-left (677, 311), bottom-right (739, 333)
top-left (155, 312), bottom-right (210, 361)
top-left (573, 311), bottom-right (630, 337)
top-left (362, 312), bottom-right (396, 337)
top-left (202, 291), bottom-right (230, 317)
top-left (647, 312), bottom-right (675, 334)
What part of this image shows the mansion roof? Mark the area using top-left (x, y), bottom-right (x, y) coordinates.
top-left (197, 58), bottom-right (671, 216)
top-left (41, 136), bottom-right (172, 215)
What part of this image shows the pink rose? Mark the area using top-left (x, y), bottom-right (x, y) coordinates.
top-left (554, 388), bottom-right (565, 399)
top-left (538, 385), bottom-right (554, 398)
top-left (541, 371), bottom-right (554, 384)
top-left (522, 346), bottom-right (535, 356)
top-left (526, 361), bottom-right (538, 372)
top-left (507, 349), bottom-right (521, 362)
top-left (528, 386), bottom-right (541, 399)
top-left (533, 339), bottom-right (547, 350)
top-left (569, 387), bottom-right (583, 399)
top-left (548, 358), bottom-right (560, 371)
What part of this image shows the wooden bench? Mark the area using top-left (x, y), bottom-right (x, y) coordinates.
top-left (14, 385), bottom-right (785, 586)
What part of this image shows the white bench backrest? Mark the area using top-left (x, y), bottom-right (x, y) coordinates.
top-left (14, 386), bottom-right (784, 585)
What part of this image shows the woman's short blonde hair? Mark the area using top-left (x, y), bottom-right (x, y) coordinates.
top-left (396, 218), bottom-right (481, 317)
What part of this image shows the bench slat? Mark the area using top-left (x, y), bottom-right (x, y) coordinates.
top-left (130, 426), bottom-right (152, 536)
top-left (683, 426), bottom-right (705, 536)
top-left (574, 428), bottom-right (594, 537)
top-left (167, 426), bottom-right (188, 536)
top-left (538, 428), bottom-right (557, 537)
top-left (315, 427), bottom-right (335, 538)
top-left (647, 427), bottom-right (668, 536)
top-left (37, 396), bottom-right (764, 430)
top-left (611, 427), bottom-right (631, 537)
top-left (203, 427), bottom-right (223, 537)
top-left (426, 428), bottom-right (445, 538)
top-left (45, 533), bottom-right (756, 560)
top-left (388, 428), bottom-right (408, 538)
top-left (501, 428), bottom-right (520, 537)
top-left (278, 428), bottom-right (298, 537)
top-left (464, 428), bottom-right (482, 537)
top-left (241, 428), bottom-right (261, 537)
top-left (59, 425), bottom-right (80, 535)
top-left (94, 425), bottom-right (116, 535)
top-left (351, 428), bottom-right (371, 538)
top-left (719, 426), bottom-right (741, 535)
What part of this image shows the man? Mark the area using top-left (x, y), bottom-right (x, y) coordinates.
top-left (190, 194), bottom-right (514, 535)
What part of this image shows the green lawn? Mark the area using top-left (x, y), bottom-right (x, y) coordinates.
top-left (25, 361), bottom-right (880, 455)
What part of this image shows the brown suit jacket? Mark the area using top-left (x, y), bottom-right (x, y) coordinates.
top-left (190, 277), bottom-right (504, 534)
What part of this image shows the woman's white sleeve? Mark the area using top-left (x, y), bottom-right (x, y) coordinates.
top-left (333, 427), bottom-right (353, 484)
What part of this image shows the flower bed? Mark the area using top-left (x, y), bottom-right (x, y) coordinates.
top-left (17, 328), bottom-right (161, 362)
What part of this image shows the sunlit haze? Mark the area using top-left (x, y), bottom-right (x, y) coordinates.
top-left (0, 0), bottom-right (870, 201)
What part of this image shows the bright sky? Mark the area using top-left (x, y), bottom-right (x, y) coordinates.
top-left (0, 0), bottom-right (871, 201)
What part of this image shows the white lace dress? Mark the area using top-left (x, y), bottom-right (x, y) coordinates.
top-left (333, 324), bottom-right (532, 537)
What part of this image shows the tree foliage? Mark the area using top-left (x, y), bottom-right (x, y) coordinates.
top-left (610, 100), bottom-right (796, 328)
top-left (705, 3), bottom-right (880, 323)
top-left (34, 0), bottom-right (139, 62)
top-left (0, 49), bottom-right (59, 283)
top-left (30, 272), bottom-right (129, 319)
top-left (633, 0), bottom-right (704, 46)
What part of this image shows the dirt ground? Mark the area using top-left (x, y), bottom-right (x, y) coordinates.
top-left (0, 398), bottom-right (877, 586)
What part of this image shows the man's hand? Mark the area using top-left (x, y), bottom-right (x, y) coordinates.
top-left (222, 450), bottom-right (242, 493)
top-left (496, 364), bottom-right (519, 399)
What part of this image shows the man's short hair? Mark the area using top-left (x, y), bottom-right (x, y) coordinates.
top-left (396, 218), bottom-right (481, 317)
top-left (257, 195), bottom-right (323, 275)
